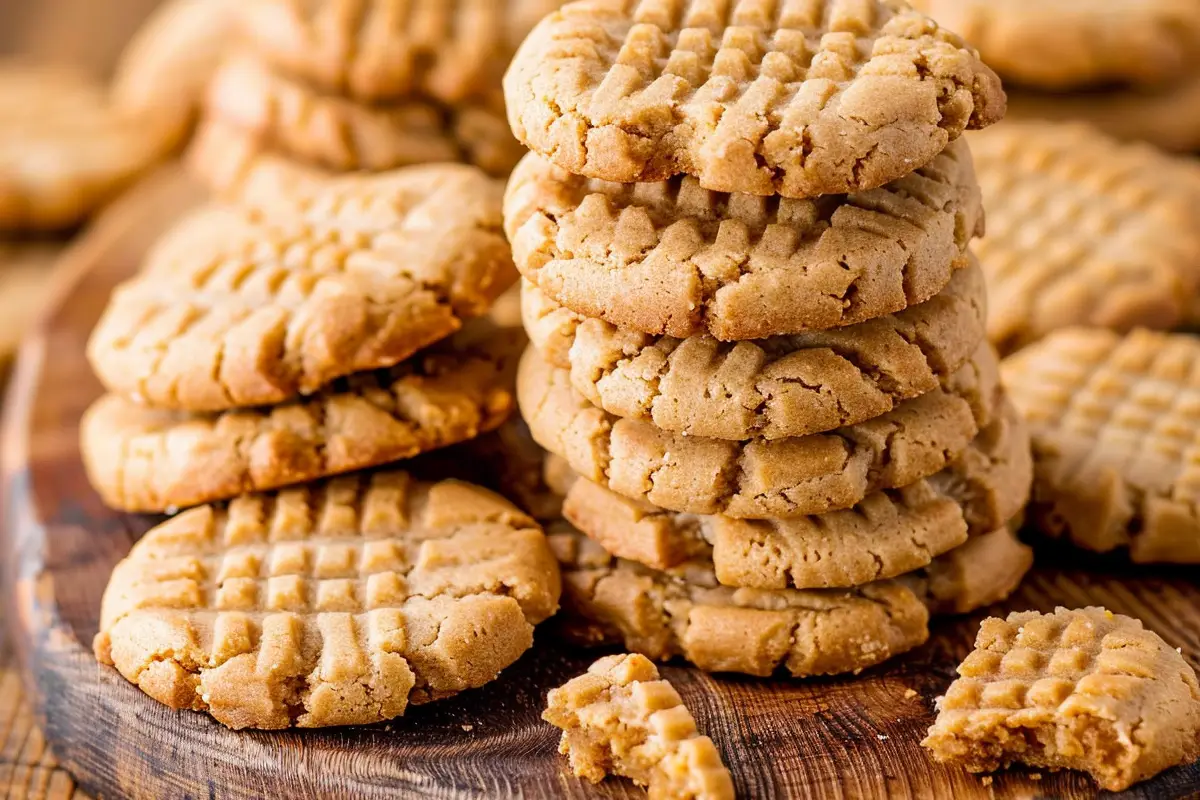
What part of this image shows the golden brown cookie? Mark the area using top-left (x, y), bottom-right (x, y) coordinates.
top-left (504, 0), bottom-right (1005, 198)
top-left (112, 0), bottom-right (243, 152)
top-left (550, 524), bottom-right (1031, 678)
top-left (544, 653), bottom-right (735, 799)
top-left (519, 342), bottom-right (1001, 518)
top-left (1002, 328), bottom-right (1200, 564)
top-left (562, 399), bottom-right (1031, 588)
top-left (88, 163), bottom-right (514, 411)
top-left (923, 607), bottom-right (1200, 792)
top-left (239, 0), bottom-right (567, 104)
top-left (505, 140), bottom-right (982, 341)
top-left (0, 63), bottom-right (174, 231)
top-left (94, 470), bottom-right (561, 730)
top-left (523, 261), bottom-right (987, 440)
top-left (971, 121), bottom-right (1200, 354)
top-left (910, 0), bottom-right (1200, 91)
top-left (81, 324), bottom-right (521, 513)
top-left (187, 116), bottom-right (332, 202)
top-left (1006, 76), bottom-right (1200, 154)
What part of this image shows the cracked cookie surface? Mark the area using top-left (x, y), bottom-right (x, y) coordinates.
top-left (519, 341), bottom-right (1001, 518)
top-left (504, 0), bottom-right (1005, 198)
top-left (549, 524), bottom-right (1030, 677)
top-left (93, 470), bottom-right (561, 729)
top-left (562, 398), bottom-right (1031, 588)
top-left (544, 653), bottom-right (734, 798)
top-left (88, 163), bottom-right (515, 411)
top-left (523, 260), bottom-right (987, 439)
top-left (923, 607), bottom-right (1200, 792)
top-left (1002, 327), bottom-right (1200, 564)
top-left (505, 140), bottom-right (982, 341)
top-left (82, 323), bottom-right (522, 513)
top-left (972, 121), bottom-right (1200, 355)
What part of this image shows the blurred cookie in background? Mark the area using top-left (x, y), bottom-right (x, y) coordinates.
top-left (0, 243), bottom-right (55, 373)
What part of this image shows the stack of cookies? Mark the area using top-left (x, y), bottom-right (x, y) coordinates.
top-left (502, 0), bottom-right (1034, 677)
top-left (188, 0), bottom-right (569, 199)
top-left (912, 0), bottom-right (1200, 152)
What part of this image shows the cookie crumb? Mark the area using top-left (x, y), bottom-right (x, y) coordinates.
top-left (904, 689), bottom-right (918, 699)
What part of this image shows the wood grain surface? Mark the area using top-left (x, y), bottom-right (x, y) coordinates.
top-left (1, 166), bottom-right (1199, 799)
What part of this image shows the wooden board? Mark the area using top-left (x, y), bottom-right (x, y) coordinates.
top-left (2, 166), bottom-right (1200, 800)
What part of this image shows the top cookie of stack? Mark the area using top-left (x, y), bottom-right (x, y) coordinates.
top-left (190, 0), bottom-right (570, 198)
top-left (502, 0), bottom-right (1031, 677)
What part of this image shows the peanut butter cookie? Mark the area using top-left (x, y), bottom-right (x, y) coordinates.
top-left (88, 164), bottom-right (514, 411)
top-left (505, 141), bottom-right (982, 340)
top-left (519, 342), bottom-right (1001, 518)
top-left (923, 607), bottom-right (1200, 792)
top-left (504, 0), bottom-right (1005, 198)
top-left (545, 653), bottom-right (734, 798)
top-left (82, 324), bottom-right (521, 513)
top-left (1002, 328), bottom-right (1200, 564)
top-left (972, 121), bottom-right (1200, 354)
top-left (94, 470), bottom-right (561, 729)
top-left (523, 261), bottom-right (987, 440)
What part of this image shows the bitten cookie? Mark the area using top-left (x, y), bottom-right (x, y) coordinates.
top-left (0, 63), bottom-right (174, 231)
top-left (81, 324), bottom-right (521, 513)
top-left (549, 524), bottom-right (1031, 678)
top-left (523, 261), bottom-right (987, 439)
top-left (88, 164), bottom-right (514, 411)
top-left (971, 121), bottom-right (1200, 354)
top-left (505, 141), bottom-right (983, 340)
top-left (1002, 328), bottom-right (1200, 564)
top-left (562, 399), bottom-right (1032, 588)
top-left (544, 653), bottom-right (734, 799)
top-left (504, 0), bottom-right (1005, 197)
top-left (923, 607), bottom-right (1200, 792)
top-left (910, 0), bottom-right (1200, 91)
top-left (520, 342), bottom-right (1001, 518)
top-left (94, 471), bottom-right (561, 729)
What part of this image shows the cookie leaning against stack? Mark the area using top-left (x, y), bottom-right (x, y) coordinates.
top-left (83, 164), bottom-right (520, 513)
top-left (503, 0), bottom-right (1031, 677)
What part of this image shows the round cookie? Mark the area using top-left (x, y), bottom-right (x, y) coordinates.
top-left (0, 63), bottom-right (175, 231)
top-left (94, 470), bottom-right (562, 729)
top-left (88, 162), bottom-right (515, 412)
top-left (910, 0), bottom-right (1200, 91)
top-left (505, 141), bottom-right (983, 341)
top-left (82, 323), bottom-right (522, 513)
top-left (187, 117), bottom-right (331, 203)
top-left (549, 524), bottom-right (1031, 678)
top-left (522, 260), bottom-right (987, 440)
top-left (238, 0), bottom-right (568, 104)
top-left (562, 399), bottom-right (1032, 589)
top-left (504, 0), bottom-right (1005, 198)
top-left (518, 342), bottom-right (1001, 519)
top-left (970, 121), bottom-right (1200, 355)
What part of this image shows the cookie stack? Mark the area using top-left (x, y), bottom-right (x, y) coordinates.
top-left (912, 0), bottom-right (1200, 152)
top-left (503, 0), bottom-right (1034, 677)
top-left (187, 0), bottom-right (569, 199)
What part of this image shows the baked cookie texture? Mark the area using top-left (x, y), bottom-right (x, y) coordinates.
top-left (504, 0), bottom-right (1005, 198)
top-left (544, 653), bottom-right (735, 799)
top-left (505, 140), bottom-right (983, 340)
top-left (0, 64), bottom-right (175, 231)
top-left (94, 471), bottom-right (561, 730)
top-left (520, 341), bottom-right (1001, 518)
top-left (523, 263), bottom-right (988, 440)
top-left (88, 165), bottom-right (515, 411)
top-left (923, 607), bottom-right (1200, 792)
top-left (561, 399), bottom-right (1032, 588)
top-left (1002, 327), bottom-right (1200, 565)
top-left (82, 323), bottom-right (521, 513)
top-left (188, 117), bottom-right (333, 203)
top-left (550, 523), bottom-right (1031, 678)
top-left (971, 121), bottom-right (1200, 354)
top-left (910, 0), bottom-right (1200, 91)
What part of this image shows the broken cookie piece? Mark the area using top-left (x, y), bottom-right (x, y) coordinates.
top-left (923, 607), bottom-right (1200, 791)
top-left (544, 653), bottom-right (734, 799)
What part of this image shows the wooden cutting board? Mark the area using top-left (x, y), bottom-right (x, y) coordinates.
top-left (2, 165), bottom-right (1199, 800)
